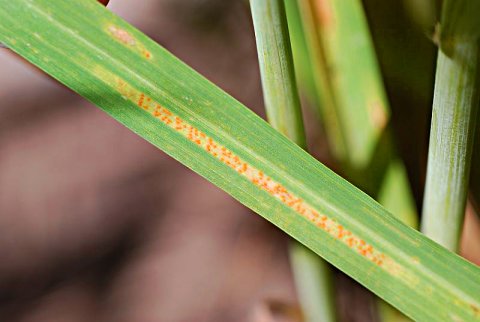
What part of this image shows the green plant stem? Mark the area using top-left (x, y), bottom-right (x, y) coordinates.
top-left (421, 41), bottom-right (480, 252)
top-left (250, 0), bottom-right (305, 147)
top-left (422, 0), bottom-right (480, 251)
top-left (250, 1), bottom-right (336, 321)
top-left (289, 244), bottom-right (335, 322)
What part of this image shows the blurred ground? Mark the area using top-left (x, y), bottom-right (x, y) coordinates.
top-left (0, 0), bottom-right (377, 321)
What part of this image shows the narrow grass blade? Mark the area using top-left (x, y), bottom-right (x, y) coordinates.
top-left (292, 1), bottom-right (418, 321)
top-left (288, 0), bottom-right (347, 160)
top-left (1, 1), bottom-right (480, 321)
top-left (306, 0), bottom-right (390, 169)
top-left (421, 0), bottom-right (480, 252)
top-left (250, 1), bottom-right (336, 321)
top-left (283, 0), bottom-right (320, 113)
top-left (299, 0), bottom-right (417, 227)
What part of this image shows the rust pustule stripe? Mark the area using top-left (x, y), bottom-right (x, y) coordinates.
top-left (114, 77), bottom-right (401, 275)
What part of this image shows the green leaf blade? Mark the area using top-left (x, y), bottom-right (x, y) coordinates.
top-left (1, 1), bottom-right (479, 321)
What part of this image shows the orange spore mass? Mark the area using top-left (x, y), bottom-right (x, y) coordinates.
top-left (115, 78), bottom-right (400, 273)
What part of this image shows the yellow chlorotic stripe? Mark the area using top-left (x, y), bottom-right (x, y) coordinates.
top-left (114, 75), bottom-right (402, 276)
top-left (108, 25), bottom-right (152, 59)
